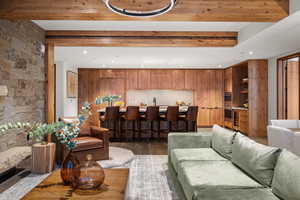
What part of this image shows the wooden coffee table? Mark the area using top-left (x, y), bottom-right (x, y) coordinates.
top-left (22, 168), bottom-right (129, 200)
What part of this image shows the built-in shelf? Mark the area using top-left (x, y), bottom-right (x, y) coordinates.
top-left (240, 90), bottom-right (248, 94)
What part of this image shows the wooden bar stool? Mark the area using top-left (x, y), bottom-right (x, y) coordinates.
top-left (103, 106), bottom-right (120, 140)
top-left (160, 106), bottom-right (179, 137)
top-left (140, 106), bottom-right (160, 140)
top-left (179, 106), bottom-right (199, 132)
top-left (122, 106), bottom-right (140, 141)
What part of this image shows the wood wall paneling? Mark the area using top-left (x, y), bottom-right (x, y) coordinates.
top-left (46, 44), bottom-right (55, 124)
top-left (248, 60), bottom-right (268, 137)
top-left (0, 0), bottom-right (289, 22)
top-left (78, 69), bottom-right (90, 110)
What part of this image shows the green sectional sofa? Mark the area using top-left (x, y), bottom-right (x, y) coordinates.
top-left (168, 125), bottom-right (300, 200)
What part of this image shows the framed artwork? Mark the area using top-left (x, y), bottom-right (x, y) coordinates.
top-left (67, 71), bottom-right (78, 98)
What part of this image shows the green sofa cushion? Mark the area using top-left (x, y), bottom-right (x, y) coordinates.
top-left (168, 132), bottom-right (212, 154)
top-left (232, 133), bottom-right (280, 187)
top-left (170, 148), bottom-right (228, 173)
top-left (211, 125), bottom-right (236, 159)
top-left (272, 150), bottom-right (300, 200)
top-left (194, 188), bottom-right (280, 200)
top-left (177, 160), bottom-right (263, 200)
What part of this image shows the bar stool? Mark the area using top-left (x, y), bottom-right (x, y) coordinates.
top-left (160, 106), bottom-right (179, 136)
top-left (179, 106), bottom-right (199, 132)
top-left (103, 106), bottom-right (120, 140)
top-left (140, 106), bottom-right (160, 140)
top-left (122, 106), bottom-right (140, 141)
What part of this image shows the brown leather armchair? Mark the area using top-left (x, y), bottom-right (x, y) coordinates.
top-left (59, 117), bottom-right (110, 163)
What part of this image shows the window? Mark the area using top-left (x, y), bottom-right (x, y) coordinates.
top-left (277, 54), bottom-right (300, 119)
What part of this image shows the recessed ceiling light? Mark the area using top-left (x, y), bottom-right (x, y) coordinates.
top-left (249, 51), bottom-right (254, 55)
top-left (218, 65), bottom-right (223, 68)
top-left (83, 50), bottom-right (88, 55)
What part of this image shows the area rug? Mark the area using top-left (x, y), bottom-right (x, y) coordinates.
top-left (98, 146), bottom-right (135, 168)
top-left (0, 154), bottom-right (179, 200)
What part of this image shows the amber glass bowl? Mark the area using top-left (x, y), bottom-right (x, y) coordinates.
top-left (73, 154), bottom-right (105, 190)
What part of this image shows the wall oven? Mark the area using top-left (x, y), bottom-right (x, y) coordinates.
top-left (224, 92), bottom-right (232, 108)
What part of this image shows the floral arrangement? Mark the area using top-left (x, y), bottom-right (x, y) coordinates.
top-left (55, 123), bottom-right (80, 149)
top-left (0, 121), bottom-right (79, 150)
top-left (78, 95), bottom-right (121, 124)
top-left (95, 95), bottom-right (121, 106)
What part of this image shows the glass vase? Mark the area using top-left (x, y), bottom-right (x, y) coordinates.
top-left (60, 151), bottom-right (80, 185)
top-left (73, 154), bottom-right (105, 190)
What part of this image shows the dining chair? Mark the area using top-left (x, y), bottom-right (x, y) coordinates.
top-left (122, 106), bottom-right (140, 141)
top-left (140, 106), bottom-right (160, 140)
top-left (160, 106), bottom-right (179, 137)
top-left (179, 106), bottom-right (199, 132)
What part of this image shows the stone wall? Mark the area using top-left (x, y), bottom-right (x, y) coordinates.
top-left (0, 20), bottom-right (45, 151)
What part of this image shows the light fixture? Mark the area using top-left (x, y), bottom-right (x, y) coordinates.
top-left (0, 85), bottom-right (8, 96)
top-left (218, 64), bottom-right (223, 68)
top-left (83, 50), bottom-right (88, 55)
top-left (249, 51), bottom-right (254, 55)
top-left (103, 0), bottom-right (177, 18)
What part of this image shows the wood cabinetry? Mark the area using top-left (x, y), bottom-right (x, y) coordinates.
top-left (126, 70), bottom-right (138, 90)
top-left (184, 70), bottom-right (198, 90)
top-left (150, 70), bottom-right (168, 89)
top-left (233, 109), bottom-right (249, 135)
top-left (78, 68), bottom-right (224, 127)
top-left (225, 60), bottom-right (268, 137)
top-left (138, 70), bottom-right (151, 89)
top-left (196, 70), bottom-right (224, 127)
top-left (224, 68), bottom-right (232, 92)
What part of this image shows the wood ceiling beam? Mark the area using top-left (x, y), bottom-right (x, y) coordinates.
top-left (0, 0), bottom-right (289, 22)
top-left (46, 31), bottom-right (238, 47)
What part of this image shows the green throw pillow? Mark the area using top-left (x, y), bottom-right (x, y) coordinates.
top-left (272, 150), bottom-right (300, 200)
top-left (211, 125), bottom-right (236, 159)
top-left (232, 133), bottom-right (281, 187)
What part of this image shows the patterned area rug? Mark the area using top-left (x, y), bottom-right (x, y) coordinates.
top-left (0, 155), bottom-right (179, 200)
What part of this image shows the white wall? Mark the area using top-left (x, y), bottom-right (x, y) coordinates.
top-left (55, 61), bottom-right (78, 121)
top-left (268, 49), bottom-right (300, 123)
top-left (290, 0), bottom-right (300, 14)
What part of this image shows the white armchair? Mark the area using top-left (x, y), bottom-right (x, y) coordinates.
top-left (293, 132), bottom-right (300, 156)
top-left (268, 123), bottom-right (300, 156)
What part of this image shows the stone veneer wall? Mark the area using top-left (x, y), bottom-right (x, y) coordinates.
top-left (0, 20), bottom-right (45, 152)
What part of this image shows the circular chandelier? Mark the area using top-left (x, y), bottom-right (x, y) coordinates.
top-left (103, 0), bottom-right (177, 18)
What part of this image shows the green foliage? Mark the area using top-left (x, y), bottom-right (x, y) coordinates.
top-left (55, 123), bottom-right (80, 150)
top-left (0, 121), bottom-right (79, 150)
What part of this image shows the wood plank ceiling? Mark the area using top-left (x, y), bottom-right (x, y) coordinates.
top-left (0, 0), bottom-right (289, 22)
top-left (46, 31), bottom-right (238, 47)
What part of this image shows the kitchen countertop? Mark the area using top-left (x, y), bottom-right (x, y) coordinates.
top-left (98, 106), bottom-right (189, 113)
top-left (232, 107), bottom-right (248, 111)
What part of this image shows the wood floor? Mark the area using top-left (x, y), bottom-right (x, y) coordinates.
top-left (111, 140), bottom-right (168, 155)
